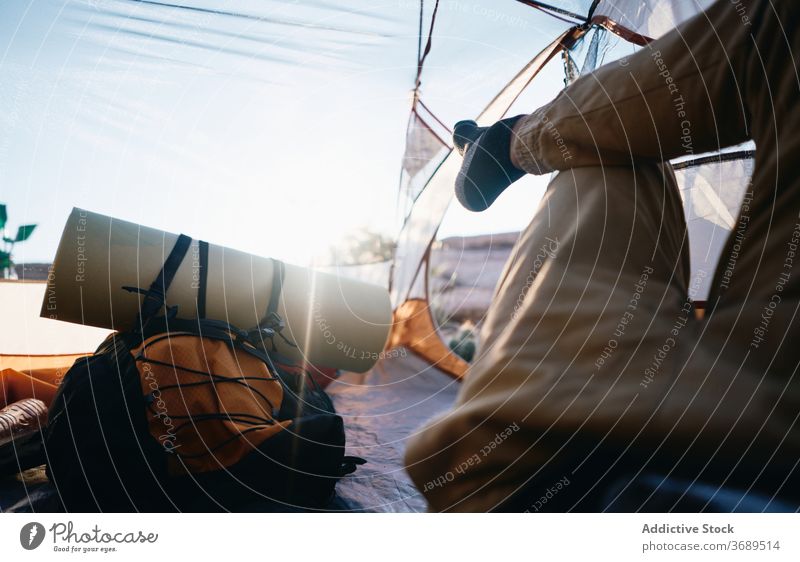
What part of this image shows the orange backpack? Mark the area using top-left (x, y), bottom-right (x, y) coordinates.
top-left (46, 234), bottom-right (362, 511)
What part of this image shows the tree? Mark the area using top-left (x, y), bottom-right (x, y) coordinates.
top-left (1, 204), bottom-right (37, 279)
top-left (320, 228), bottom-right (396, 266)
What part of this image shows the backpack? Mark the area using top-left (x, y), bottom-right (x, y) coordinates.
top-left (45, 234), bottom-right (363, 512)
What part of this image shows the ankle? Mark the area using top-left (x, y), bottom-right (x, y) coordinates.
top-left (509, 116), bottom-right (525, 170)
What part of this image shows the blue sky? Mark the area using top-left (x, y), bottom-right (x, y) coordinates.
top-left (0, 0), bottom-right (590, 265)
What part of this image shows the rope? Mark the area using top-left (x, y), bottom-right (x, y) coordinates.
top-left (413, 0), bottom-right (441, 94)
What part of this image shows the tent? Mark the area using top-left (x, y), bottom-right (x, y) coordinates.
top-left (382, 0), bottom-right (752, 378)
top-left (0, 0), bottom-right (757, 511)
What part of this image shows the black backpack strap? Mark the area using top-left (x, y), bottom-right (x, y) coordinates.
top-left (197, 240), bottom-right (209, 319)
top-left (133, 234), bottom-right (193, 328)
top-left (254, 259), bottom-right (298, 349)
top-left (267, 259), bottom-right (284, 318)
top-left (258, 259), bottom-right (285, 331)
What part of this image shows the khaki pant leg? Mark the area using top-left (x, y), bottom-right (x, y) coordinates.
top-left (512, 0), bottom-right (758, 175)
top-left (656, 0), bottom-right (800, 488)
top-left (508, 0), bottom-right (800, 499)
top-left (405, 163), bottom-right (690, 512)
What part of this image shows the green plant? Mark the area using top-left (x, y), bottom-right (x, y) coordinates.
top-left (449, 322), bottom-right (477, 363)
top-left (0, 204), bottom-right (37, 279)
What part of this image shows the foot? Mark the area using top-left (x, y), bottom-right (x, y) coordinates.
top-left (453, 115), bottom-right (525, 212)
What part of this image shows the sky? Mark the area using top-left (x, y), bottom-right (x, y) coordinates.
top-left (0, 0), bottom-right (596, 266)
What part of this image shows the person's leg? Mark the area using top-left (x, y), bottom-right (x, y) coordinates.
top-left (511, 0), bottom-right (757, 175)
top-left (640, 0), bottom-right (800, 501)
top-left (419, 0), bottom-right (800, 510)
top-left (405, 162), bottom-right (691, 511)
top-left (455, 0), bottom-right (760, 213)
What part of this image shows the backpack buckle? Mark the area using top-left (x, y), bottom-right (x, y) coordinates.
top-left (262, 311), bottom-right (285, 332)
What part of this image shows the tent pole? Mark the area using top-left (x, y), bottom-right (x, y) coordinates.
top-left (514, 0), bottom-right (587, 23)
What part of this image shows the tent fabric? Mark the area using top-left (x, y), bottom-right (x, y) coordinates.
top-left (386, 298), bottom-right (468, 379)
top-left (401, 105), bottom-right (449, 181)
top-left (3, 0), bottom-right (581, 267)
top-left (0, 354), bottom-right (86, 374)
top-left (390, 28), bottom-right (579, 306)
top-left (593, 0), bottom-right (717, 41)
top-left (0, 282), bottom-right (111, 357)
top-left (675, 156), bottom-right (754, 300)
top-left (0, 281), bottom-right (108, 396)
top-left (0, 368), bottom-right (60, 408)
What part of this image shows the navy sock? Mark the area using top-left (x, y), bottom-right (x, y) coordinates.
top-left (453, 115), bottom-right (525, 212)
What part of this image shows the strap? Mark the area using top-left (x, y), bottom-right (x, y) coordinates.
top-left (251, 259), bottom-right (297, 351)
top-left (197, 240), bottom-right (209, 319)
top-left (136, 234), bottom-right (193, 327)
top-left (268, 259), bottom-right (284, 317)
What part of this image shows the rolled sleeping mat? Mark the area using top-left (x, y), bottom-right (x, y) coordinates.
top-left (41, 208), bottom-right (392, 373)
